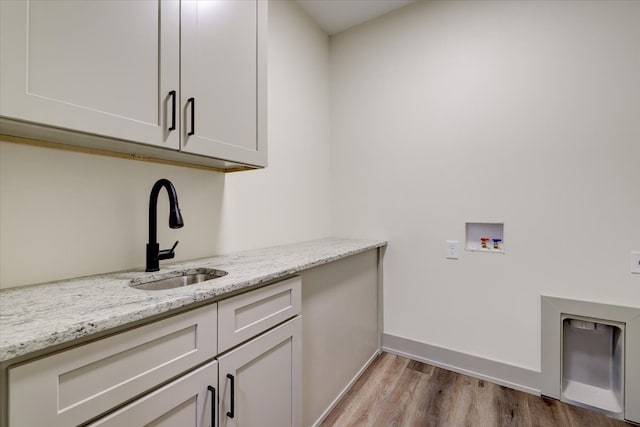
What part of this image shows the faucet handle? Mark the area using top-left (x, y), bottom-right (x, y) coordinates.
top-left (158, 240), bottom-right (179, 261)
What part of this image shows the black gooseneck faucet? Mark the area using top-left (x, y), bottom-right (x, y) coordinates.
top-left (146, 179), bottom-right (184, 272)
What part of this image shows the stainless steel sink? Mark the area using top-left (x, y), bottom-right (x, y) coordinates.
top-left (131, 268), bottom-right (228, 290)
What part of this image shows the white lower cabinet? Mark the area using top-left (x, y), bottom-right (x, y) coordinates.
top-left (6, 276), bottom-right (302, 427)
top-left (88, 360), bottom-right (218, 427)
top-left (8, 305), bottom-right (218, 427)
top-left (218, 316), bottom-right (302, 427)
top-left (3, 253), bottom-right (382, 427)
top-left (89, 315), bottom-right (302, 427)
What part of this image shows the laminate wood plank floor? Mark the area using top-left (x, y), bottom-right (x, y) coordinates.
top-left (320, 352), bottom-right (634, 427)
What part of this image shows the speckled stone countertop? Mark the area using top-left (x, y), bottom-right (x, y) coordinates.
top-left (0, 237), bottom-right (386, 363)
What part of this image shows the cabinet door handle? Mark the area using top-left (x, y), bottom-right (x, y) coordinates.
top-left (208, 385), bottom-right (216, 427)
top-left (168, 90), bottom-right (177, 131)
top-left (226, 373), bottom-right (235, 419)
top-left (187, 97), bottom-right (195, 136)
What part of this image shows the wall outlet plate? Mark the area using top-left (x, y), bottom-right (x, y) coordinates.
top-left (631, 251), bottom-right (640, 274)
top-left (446, 240), bottom-right (459, 259)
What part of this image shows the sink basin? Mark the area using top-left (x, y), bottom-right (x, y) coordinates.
top-left (131, 268), bottom-right (228, 290)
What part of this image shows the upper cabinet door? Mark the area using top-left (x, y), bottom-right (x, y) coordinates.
top-left (0, 0), bottom-right (180, 150)
top-left (181, 0), bottom-right (267, 167)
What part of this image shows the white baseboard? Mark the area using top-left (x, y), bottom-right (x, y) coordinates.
top-left (311, 350), bottom-right (381, 427)
top-left (382, 334), bottom-right (541, 396)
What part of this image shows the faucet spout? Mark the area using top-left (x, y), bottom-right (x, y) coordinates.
top-left (146, 179), bottom-right (184, 272)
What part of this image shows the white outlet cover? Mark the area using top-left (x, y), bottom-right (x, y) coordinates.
top-left (631, 251), bottom-right (640, 274)
top-left (446, 240), bottom-right (459, 259)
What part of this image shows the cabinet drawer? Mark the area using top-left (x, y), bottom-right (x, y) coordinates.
top-left (218, 276), bottom-right (301, 353)
top-left (8, 304), bottom-right (217, 427)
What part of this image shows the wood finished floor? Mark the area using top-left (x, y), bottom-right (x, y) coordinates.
top-left (320, 352), bottom-right (634, 427)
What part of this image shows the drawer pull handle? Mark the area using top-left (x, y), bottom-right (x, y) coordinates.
top-left (208, 385), bottom-right (216, 427)
top-left (168, 90), bottom-right (177, 131)
top-left (226, 373), bottom-right (235, 419)
top-left (187, 97), bottom-right (195, 136)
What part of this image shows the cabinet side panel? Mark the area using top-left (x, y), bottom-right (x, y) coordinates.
top-left (301, 250), bottom-right (379, 426)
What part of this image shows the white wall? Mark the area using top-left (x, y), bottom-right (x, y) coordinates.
top-left (0, 142), bottom-right (224, 288)
top-left (0, 0), bottom-right (331, 289)
top-left (330, 0), bottom-right (640, 372)
top-left (2, 0), bottom-right (638, 377)
top-left (218, 0), bottom-right (331, 253)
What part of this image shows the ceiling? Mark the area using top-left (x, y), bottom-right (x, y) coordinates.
top-left (296, 0), bottom-right (415, 35)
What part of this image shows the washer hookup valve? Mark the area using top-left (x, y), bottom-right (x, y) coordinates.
top-left (492, 238), bottom-right (502, 250)
top-left (480, 237), bottom-right (490, 249)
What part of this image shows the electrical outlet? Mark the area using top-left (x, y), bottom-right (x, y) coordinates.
top-left (631, 251), bottom-right (640, 274)
top-left (446, 240), bottom-right (459, 259)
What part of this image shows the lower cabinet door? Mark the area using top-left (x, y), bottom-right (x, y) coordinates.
top-left (89, 360), bottom-right (218, 427)
top-left (218, 316), bottom-right (302, 427)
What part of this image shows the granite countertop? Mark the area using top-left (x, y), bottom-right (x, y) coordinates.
top-left (0, 237), bottom-right (386, 363)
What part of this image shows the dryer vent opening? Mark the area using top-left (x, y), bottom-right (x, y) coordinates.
top-left (561, 316), bottom-right (624, 418)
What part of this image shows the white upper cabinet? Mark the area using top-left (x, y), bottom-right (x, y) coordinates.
top-left (181, 0), bottom-right (267, 167)
top-left (0, 0), bottom-right (267, 169)
top-left (0, 0), bottom-right (180, 150)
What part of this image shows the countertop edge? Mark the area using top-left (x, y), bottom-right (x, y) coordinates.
top-left (0, 238), bottom-right (386, 363)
